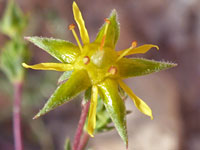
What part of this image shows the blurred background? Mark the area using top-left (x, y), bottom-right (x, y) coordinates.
top-left (0, 0), bottom-right (200, 150)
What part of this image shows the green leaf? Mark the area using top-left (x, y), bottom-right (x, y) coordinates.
top-left (25, 37), bottom-right (80, 63)
top-left (117, 58), bottom-right (177, 78)
top-left (0, 40), bottom-right (29, 82)
top-left (64, 138), bottom-right (71, 150)
top-left (57, 71), bottom-right (73, 84)
top-left (0, 0), bottom-right (28, 38)
top-left (98, 79), bottom-right (128, 145)
top-left (34, 70), bottom-right (91, 119)
top-left (95, 10), bottom-right (119, 49)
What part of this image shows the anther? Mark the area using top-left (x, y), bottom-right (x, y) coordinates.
top-left (104, 18), bottom-right (110, 24)
top-left (68, 24), bottom-right (75, 30)
top-left (83, 56), bottom-right (90, 65)
top-left (68, 23), bottom-right (83, 52)
top-left (116, 40), bottom-right (138, 62)
top-left (108, 66), bottom-right (117, 75)
top-left (131, 41), bottom-right (137, 48)
top-left (100, 18), bottom-right (110, 51)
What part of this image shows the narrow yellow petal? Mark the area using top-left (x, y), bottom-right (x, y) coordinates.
top-left (72, 2), bottom-right (90, 44)
top-left (118, 80), bottom-right (153, 120)
top-left (117, 44), bottom-right (159, 56)
top-left (87, 85), bottom-right (98, 137)
top-left (22, 63), bottom-right (73, 72)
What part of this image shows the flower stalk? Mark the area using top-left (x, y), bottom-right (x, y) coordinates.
top-left (73, 101), bottom-right (90, 150)
top-left (13, 82), bottom-right (23, 150)
top-left (77, 132), bottom-right (90, 150)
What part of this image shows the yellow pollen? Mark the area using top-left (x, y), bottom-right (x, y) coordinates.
top-left (108, 66), bottom-right (117, 75)
top-left (83, 56), bottom-right (90, 65)
top-left (100, 18), bottom-right (110, 51)
top-left (68, 23), bottom-right (83, 52)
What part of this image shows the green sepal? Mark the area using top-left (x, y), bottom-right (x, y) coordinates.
top-left (64, 138), bottom-right (71, 150)
top-left (0, 0), bottom-right (28, 38)
top-left (95, 10), bottom-right (119, 49)
top-left (34, 70), bottom-right (91, 119)
top-left (57, 71), bottom-right (73, 84)
top-left (0, 39), bottom-right (29, 83)
top-left (98, 79), bottom-right (128, 145)
top-left (117, 58), bottom-right (177, 78)
top-left (25, 37), bottom-right (80, 63)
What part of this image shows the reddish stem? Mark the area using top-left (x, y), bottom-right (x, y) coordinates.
top-left (73, 101), bottom-right (90, 150)
top-left (13, 82), bottom-right (23, 150)
top-left (77, 132), bottom-right (90, 150)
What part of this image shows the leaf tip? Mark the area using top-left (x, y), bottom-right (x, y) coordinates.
top-left (111, 9), bottom-right (117, 15)
top-left (164, 62), bottom-right (178, 69)
top-left (32, 114), bottom-right (39, 120)
top-left (24, 36), bottom-right (30, 41)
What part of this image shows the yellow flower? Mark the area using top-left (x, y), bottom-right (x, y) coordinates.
top-left (23, 1), bottom-right (176, 145)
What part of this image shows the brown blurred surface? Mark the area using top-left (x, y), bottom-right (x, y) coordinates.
top-left (0, 0), bottom-right (200, 150)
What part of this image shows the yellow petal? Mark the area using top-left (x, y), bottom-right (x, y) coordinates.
top-left (22, 63), bottom-right (73, 72)
top-left (87, 85), bottom-right (98, 137)
top-left (117, 44), bottom-right (159, 56)
top-left (72, 2), bottom-right (90, 44)
top-left (118, 80), bottom-right (153, 120)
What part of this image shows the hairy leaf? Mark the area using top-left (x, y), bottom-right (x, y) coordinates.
top-left (34, 70), bottom-right (91, 119)
top-left (25, 37), bottom-right (80, 63)
top-left (117, 58), bottom-right (177, 78)
top-left (98, 79), bottom-right (127, 145)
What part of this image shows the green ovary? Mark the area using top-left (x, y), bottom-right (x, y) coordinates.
top-left (74, 43), bottom-right (119, 84)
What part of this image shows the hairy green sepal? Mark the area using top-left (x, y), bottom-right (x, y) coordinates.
top-left (98, 79), bottom-right (127, 145)
top-left (25, 37), bottom-right (80, 63)
top-left (117, 58), bottom-right (177, 78)
top-left (34, 70), bottom-right (91, 118)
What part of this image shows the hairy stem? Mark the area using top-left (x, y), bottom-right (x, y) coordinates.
top-left (13, 82), bottom-right (23, 150)
top-left (73, 101), bottom-right (90, 150)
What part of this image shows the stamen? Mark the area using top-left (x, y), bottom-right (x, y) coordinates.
top-left (116, 41), bottom-right (137, 62)
top-left (100, 18), bottom-right (110, 50)
top-left (68, 24), bottom-right (83, 52)
top-left (83, 56), bottom-right (90, 65)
